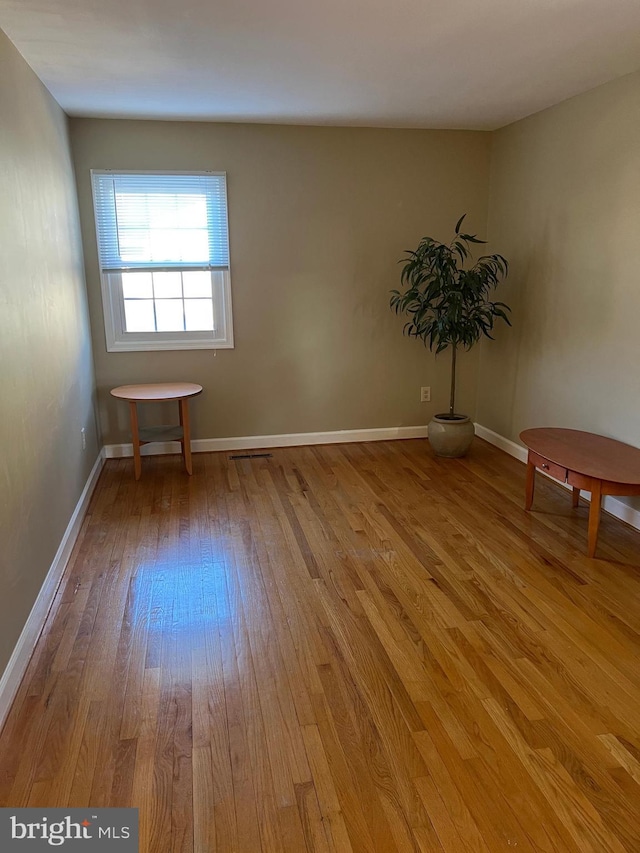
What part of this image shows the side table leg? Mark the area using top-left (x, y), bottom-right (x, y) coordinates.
top-left (572, 487), bottom-right (581, 508)
top-left (180, 398), bottom-right (193, 475)
top-left (129, 401), bottom-right (142, 481)
top-left (587, 480), bottom-right (602, 558)
top-left (525, 459), bottom-right (536, 510)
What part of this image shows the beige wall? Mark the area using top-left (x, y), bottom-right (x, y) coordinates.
top-left (478, 70), bottom-right (640, 466)
top-left (0, 31), bottom-right (99, 672)
top-left (69, 119), bottom-right (491, 444)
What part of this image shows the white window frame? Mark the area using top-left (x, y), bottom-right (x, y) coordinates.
top-left (91, 170), bottom-right (234, 352)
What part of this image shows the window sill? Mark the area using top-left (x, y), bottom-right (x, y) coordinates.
top-left (106, 338), bottom-right (234, 353)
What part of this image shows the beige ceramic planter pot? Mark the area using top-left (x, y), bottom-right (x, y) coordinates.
top-left (428, 414), bottom-right (475, 458)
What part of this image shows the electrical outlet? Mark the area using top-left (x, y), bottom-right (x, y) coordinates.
top-left (81, 427), bottom-right (86, 451)
top-left (420, 386), bottom-right (431, 403)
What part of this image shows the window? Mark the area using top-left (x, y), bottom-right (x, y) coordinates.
top-left (91, 171), bottom-right (233, 351)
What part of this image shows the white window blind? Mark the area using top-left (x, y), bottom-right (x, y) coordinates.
top-left (91, 171), bottom-right (229, 272)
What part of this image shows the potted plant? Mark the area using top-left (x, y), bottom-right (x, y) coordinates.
top-left (390, 215), bottom-right (511, 457)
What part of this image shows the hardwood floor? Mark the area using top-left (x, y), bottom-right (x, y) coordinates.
top-left (1, 437), bottom-right (640, 851)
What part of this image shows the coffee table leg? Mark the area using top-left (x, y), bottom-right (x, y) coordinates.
top-left (587, 480), bottom-right (602, 558)
top-left (525, 458), bottom-right (536, 510)
top-left (129, 401), bottom-right (142, 481)
top-left (572, 487), bottom-right (581, 508)
top-left (180, 397), bottom-right (193, 475)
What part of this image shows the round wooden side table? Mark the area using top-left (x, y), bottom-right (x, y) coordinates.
top-left (110, 382), bottom-right (203, 480)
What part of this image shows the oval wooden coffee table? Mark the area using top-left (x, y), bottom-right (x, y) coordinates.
top-left (111, 382), bottom-right (203, 480)
top-left (520, 428), bottom-right (640, 557)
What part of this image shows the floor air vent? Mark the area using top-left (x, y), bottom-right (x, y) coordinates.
top-left (229, 452), bottom-right (273, 460)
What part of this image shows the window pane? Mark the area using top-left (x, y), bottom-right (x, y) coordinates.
top-left (116, 193), bottom-right (151, 229)
top-left (149, 229), bottom-right (183, 262)
top-left (122, 272), bottom-right (153, 299)
top-left (124, 299), bottom-right (156, 332)
top-left (148, 194), bottom-right (179, 229)
top-left (155, 299), bottom-right (184, 331)
top-left (180, 229), bottom-right (209, 261)
top-left (119, 229), bottom-right (151, 262)
top-left (183, 271), bottom-right (212, 298)
top-left (146, 228), bottom-right (209, 264)
top-left (177, 195), bottom-right (207, 228)
top-left (153, 271), bottom-right (182, 298)
top-left (185, 298), bottom-right (214, 331)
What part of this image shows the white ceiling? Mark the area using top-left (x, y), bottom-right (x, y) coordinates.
top-left (2, 0), bottom-right (640, 130)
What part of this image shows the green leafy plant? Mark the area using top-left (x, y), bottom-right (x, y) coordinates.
top-left (390, 215), bottom-right (511, 418)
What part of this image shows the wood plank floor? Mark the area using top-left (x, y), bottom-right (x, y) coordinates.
top-left (1, 438), bottom-right (640, 851)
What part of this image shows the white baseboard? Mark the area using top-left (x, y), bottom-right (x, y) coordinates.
top-left (104, 424), bottom-right (430, 458)
top-left (475, 422), bottom-right (640, 535)
top-left (0, 450), bottom-right (105, 731)
top-left (474, 424), bottom-right (528, 463)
